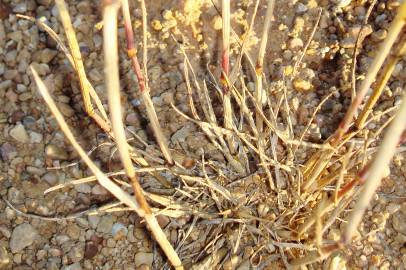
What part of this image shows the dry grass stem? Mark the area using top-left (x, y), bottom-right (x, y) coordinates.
top-left (343, 89), bottom-right (406, 244)
top-left (30, 65), bottom-right (143, 222)
top-left (254, 0), bottom-right (275, 190)
top-left (54, 0), bottom-right (111, 133)
top-left (336, 1), bottom-right (406, 139)
top-left (19, 1), bottom-right (406, 268)
top-left (121, 0), bottom-right (173, 165)
top-left (350, 0), bottom-right (377, 100)
top-left (292, 7), bottom-right (322, 76)
top-left (221, 0), bottom-right (235, 153)
top-left (356, 31), bottom-right (406, 128)
top-left (102, 2), bottom-right (182, 268)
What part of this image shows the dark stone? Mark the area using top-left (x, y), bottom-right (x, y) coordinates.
top-left (84, 241), bottom-right (98, 259)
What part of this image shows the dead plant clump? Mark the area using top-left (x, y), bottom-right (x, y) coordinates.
top-left (18, 0), bottom-right (406, 269)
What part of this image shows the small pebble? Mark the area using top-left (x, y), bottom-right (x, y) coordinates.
top-left (289, 38), bottom-right (304, 50)
top-left (134, 252), bottom-right (153, 267)
top-left (40, 48), bottom-right (58, 64)
top-left (9, 223), bottom-right (39, 253)
top-left (9, 124), bottom-right (29, 143)
top-left (62, 262), bottom-right (83, 270)
top-left (13, 3), bottom-right (27, 13)
top-left (171, 126), bottom-right (190, 144)
top-left (0, 247), bottom-right (10, 268)
top-left (91, 184), bottom-right (109, 196)
top-left (0, 226), bottom-right (11, 238)
top-left (0, 3), bottom-right (11, 19)
top-left (111, 223), bottom-right (128, 239)
top-left (88, 69), bottom-right (103, 82)
top-left (371, 29), bottom-right (387, 42)
top-left (68, 245), bottom-right (85, 263)
top-left (45, 144), bottom-right (69, 160)
top-left (42, 171), bottom-right (58, 185)
top-left (36, 249), bottom-right (47, 260)
top-left (97, 215), bottom-right (114, 234)
top-left (293, 78), bottom-right (312, 92)
top-left (296, 3), bottom-right (307, 13)
top-left (74, 183), bottom-right (92, 194)
top-left (88, 215), bottom-right (101, 229)
top-left (29, 131), bottom-right (43, 144)
top-left (37, 0), bottom-right (52, 6)
top-left (77, 1), bottom-right (92, 14)
top-left (1, 143), bottom-right (17, 160)
top-left (58, 102), bottom-right (75, 118)
top-left (84, 241), bottom-right (98, 259)
top-left (393, 214), bottom-right (406, 235)
top-left (336, 0), bottom-right (351, 8)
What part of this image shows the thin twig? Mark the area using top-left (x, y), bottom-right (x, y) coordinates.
top-left (121, 0), bottom-right (173, 165)
top-left (221, 0), bottom-right (235, 153)
top-left (292, 8), bottom-right (322, 76)
top-left (102, 2), bottom-right (182, 268)
top-left (335, 2), bottom-right (406, 140)
top-left (350, 0), bottom-right (377, 101)
top-left (343, 88), bottom-right (406, 245)
top-left (54, 0), bottom-right (111, 133)
top-left (356, 28), bottom-right (406, 128)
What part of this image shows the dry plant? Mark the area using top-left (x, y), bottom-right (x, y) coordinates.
top-left (20, 0), bottom-right (406, 268)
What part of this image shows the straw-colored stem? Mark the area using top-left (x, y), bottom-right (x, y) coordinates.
top-left (302, 149), bottom-right (334, 192)
top-left (30, 65), bottom-right (145, 216)
top-left (141, 91), bottom-right (174, 165)
top-left (255, 0), bottom-right (274, 125)
top-left (334, 143), bottom-right (353, 204)
top-left (54, 0), bottom-right (110, 131)
top-left (292, 7), bottom-right (322, 76)
top-left (104, 2), bottom-right (158, 193)
top-left (252, 0), bottom-right (275, 189)
top-left (343, 88), bottom-right (406, 245)
top-left (356, 30), bottom-right (406, 128)
top-left (221, 0), bottom-right (230, 94)
top-left (121, 0), bottom-right (173, 165)
top-left (350, 0), bottom-right (377, 100)
top-left (221, 0), bottom-right (235, 153)
top-left (229, 0), bottom-right (260, 83)
top-left (298, 163), bottom-right (368, 237)
top-left (104, 1), bottom-right (136, 181)
top-left (27, 6), bottom-right (162, 173)
top-left (335, 2), bottom-right (406, 140)
top-left (103, 2), bottom-right (182, 268)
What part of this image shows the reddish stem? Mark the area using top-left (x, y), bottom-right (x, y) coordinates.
top-left (123, 17), bottom-right (146, 92)
top-left (221, 50), bottom-right (230, 94)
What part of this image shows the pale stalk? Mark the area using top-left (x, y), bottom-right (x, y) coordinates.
top-left (335, 2), bottom-right (406, 140)
top-left (103, 2), bottom-right (182, 268)
top-left (30, 65), bottom-right (144, 216)
top-left (55, 0), bottom-right (110, 131)
top-left (343, 89), bottom-right (406, 244)
top-left (121, 0), bottom-right (173, 165)
top-left (254, 0), bottom-right (275, 128)
top-left (356, 31), bottom-right (406, 128)
top-left (221, 0), bottom-right (234, 153)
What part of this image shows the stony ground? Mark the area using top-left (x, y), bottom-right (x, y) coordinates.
top-left (0, 0), bottom-right (406, 269)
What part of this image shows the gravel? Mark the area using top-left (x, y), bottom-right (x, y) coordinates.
top-left (0, 0), bottom-right (405, 269)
